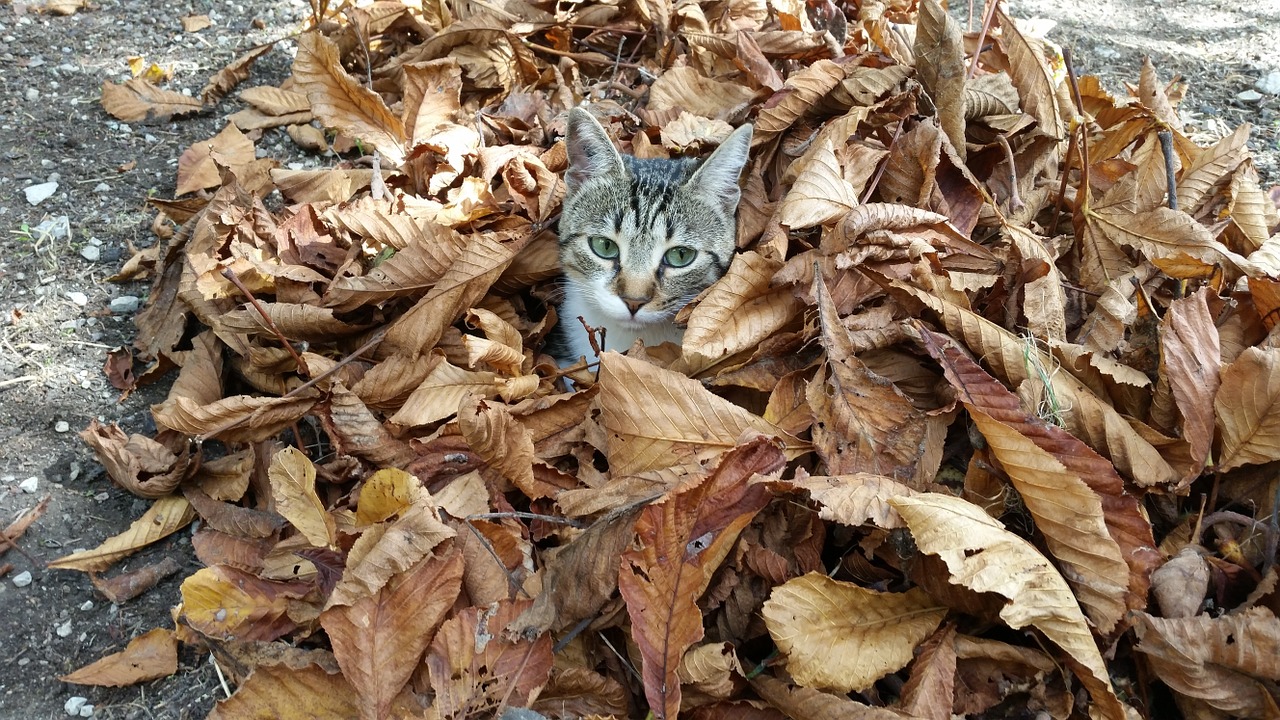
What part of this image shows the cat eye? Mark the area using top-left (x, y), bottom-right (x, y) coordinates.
top-left (588, 235), bottom-right (620, 259)
top-left (663, 246), bottom-right (697, 267)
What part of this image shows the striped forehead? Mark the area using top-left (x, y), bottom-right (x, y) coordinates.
top-left (615, 174), bottom-right (680, 240)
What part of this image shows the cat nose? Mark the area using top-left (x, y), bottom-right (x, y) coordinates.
top-left (621, 297), bottom-right (648, 315)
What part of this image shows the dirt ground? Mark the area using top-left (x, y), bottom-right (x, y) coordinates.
top-left (0, 0), bottom-right (1276, 718)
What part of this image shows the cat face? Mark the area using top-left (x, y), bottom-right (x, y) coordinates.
top-left (559, 108), bottom-right (753, 329)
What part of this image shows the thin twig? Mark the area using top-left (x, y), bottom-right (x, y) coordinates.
top-left (525, 40), bottom-right (641, 69)
top-left (966, 0), bottom-right (999, 81)
top-left (996, 134), bottom-right (1024, 212)
top-left (861, 121), bottom-right (904, 204)
top-left (1157, 129), bottom-right (1178, 210)
top-left (194, 326), bottom-right (388, 442)
top-left (220, 267), bottom-right (309, 376)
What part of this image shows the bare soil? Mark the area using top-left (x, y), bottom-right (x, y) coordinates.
top-left (0, 0), bottom-right (1275, 718)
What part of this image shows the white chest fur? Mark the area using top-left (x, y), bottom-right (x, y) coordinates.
top-left (559, 284), bottom-right (684, 362)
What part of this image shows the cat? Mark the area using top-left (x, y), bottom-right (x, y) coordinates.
top-left (551, 107), bottom-right (754, 364)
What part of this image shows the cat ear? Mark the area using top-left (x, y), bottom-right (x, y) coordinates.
top-left (687, 123), bottom-right (753, 212)
top-left (565, 108), bottom-right (625, 197)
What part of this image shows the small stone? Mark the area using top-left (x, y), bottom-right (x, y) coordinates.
top-left (65, 697), bottom-right (87, 716)
top-left (93, 491), bottom-right (109, 502)
top-left (35, 215), bottom-right (70, 240)
top-left (79, 245), bottom-right (100, 262)
top-left (1237, 89), bottom-right (1264, 103)
top-left (54, 420), bottom-right (70, 433)
top-left (1095, 46), bottom-right (1121, 60)
top-left (24, 87), bottom-right (38, 101)
top-left (18, 477), bottom-right (38, 493)
top-left (66, 291), bottom-right (88, 306)
top-left (93, 182), bottom-right (110, 193)
top-left (56, 620), bottom-right (72, 637)
top-left (1256, 70), bottom-right (1280, 95)
top-left (143, 133), bottom-right (157, 143)
top-left (109, 296), bottom-right (140, 314)
top-left (79, 706), bottom-right (94, 718)
top-left (12, 570), bottom-right (32, 587)
top-left (24, 181), bottom-right (57, 205)
top-left (80, 600), bottom-right (94, 611)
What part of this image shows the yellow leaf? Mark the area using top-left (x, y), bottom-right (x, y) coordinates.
top-left (267, 446), bottom-right (335, 548)
top-left (48, 496), bottom-right (194, 572)
top-left (763, 573), bottom-right (945, 693)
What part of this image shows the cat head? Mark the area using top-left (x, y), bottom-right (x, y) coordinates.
top-left (559, 107), bottom-right (753, 328)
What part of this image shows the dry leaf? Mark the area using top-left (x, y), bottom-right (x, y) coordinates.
top-left (763, 573), bottom-right (945, 692)
top-left (60, 628), bottom-right (178, 686)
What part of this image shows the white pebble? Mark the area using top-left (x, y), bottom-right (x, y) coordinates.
top-left (12, 570), bottom-right (32, 587)
top-left (80, 245), bottom-right (100, 262)
top-left (64, 697), bottom-right (87, 716)
top-left (25, 87), bottom-right (38, 101)
top-left (18, 477), bottom-right (38, 493)
top-left (109, 296), bottom-right (140, 314)
top-left (1237, 89), bottom-right (1263, 103)
top-left (80, 600), bottom-right (94, 611)
top-left (66, 291), bottom-right (88, 306)
top-left (54, 421), bottom-right (70, 433)
top-left (93, 182), bottom-right (110, 194)
top-left (1256, 70), bottom-right (1280, 95)
top-left (56, 620), bottom-right (72, 637)
top-left (79, 706), bottom-right (94, 718)
top-left (23, 181), bottom-right (57, 205)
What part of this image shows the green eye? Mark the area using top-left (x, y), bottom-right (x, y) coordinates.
top-left (663, 246), bottom-right (697, 267)
top-left (588, 235), bottom-right (619, 259)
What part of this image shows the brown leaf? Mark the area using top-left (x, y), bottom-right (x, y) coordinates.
top-left (1133, 608), bottom-right (1280, 718)
top-left (675, 251), bottom-right (804, 376)
top-left (810, 274), bottom-right (927, 481)
top-left (201, 43), bottom-right (275, 105)
top-left (512, 503), bottom-right (644, 636)
top-left (60, 628), bottom-right (178, 687)
top-left (896, 280), bottom-right (1179, 486)
top-left (994, 7), bottom-right (1064, 139)
top-left (648, 66), bottom-right (755, 121)
top-left (594, 352), bottom-right (808, 475)
top-left (79, 420), bottom-right (187, 499)
top-left (423, 598), bottom-right (553, 717)
top-left (1216, 346), bottom-right (1280, 471)
top-left (749, 673), bottom-right (904, 719)
top-left (101, 77), bottom-right (202, 123)
top-left (327, 501), bottom-right (455, 608)
top-left (378, 228), bottom-right (531, 357)
top-left (900, 624), bottom-right (958, 720)
top-left (914, 0), bottom-right (966, 160)
top-left (207, 663), bottom-right (359, 720)
top-left (919, 328), bottom-right (1159, 626)
top-left (1160, 288), bottom-right (1222, 480)
top-left (762, 573), bottom-right (945, 693)
top-left (889, 494), bottom-right (1125, 720)
top-left (48, 496), bottom-right (194, 572)
top-left (457, 397), bottom-right (539, 496)
top-left (618, 438), bottom-right (783, 719)
top-left (293, 32), bottom-right (406, 165)
top-left (321, 547), bottom-right (463, 720)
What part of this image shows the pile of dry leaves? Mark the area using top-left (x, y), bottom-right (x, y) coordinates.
top-left (45, 0), bottom-right (1280, 717)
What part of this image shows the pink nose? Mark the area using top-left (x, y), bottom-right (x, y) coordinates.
top-left (622, 297), bottom-right (647, 315)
